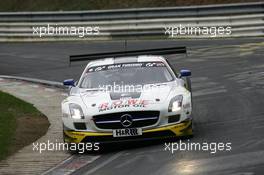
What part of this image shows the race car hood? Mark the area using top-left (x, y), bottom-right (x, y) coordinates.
top-left (79, 83), bottom-right (175, 110)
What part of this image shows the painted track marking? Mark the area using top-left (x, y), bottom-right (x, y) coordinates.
top-left (84, 152), bottom-right (124, 175)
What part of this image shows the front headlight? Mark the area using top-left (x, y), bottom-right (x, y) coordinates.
top-left (168, 95), bottom-right (183, 112)
top-left (69, 103), bottom-right (84, 119)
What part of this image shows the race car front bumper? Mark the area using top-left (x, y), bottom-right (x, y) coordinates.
top-left (63, 120), bottom-right (193, 143)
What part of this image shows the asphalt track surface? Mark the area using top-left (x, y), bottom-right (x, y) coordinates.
top-left (0, 38), bottom-right (264, 175)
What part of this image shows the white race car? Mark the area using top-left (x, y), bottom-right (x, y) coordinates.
top-left (62, 47), bottom-right (193, 144)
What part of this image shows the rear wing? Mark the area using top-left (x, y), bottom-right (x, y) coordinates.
top-left (69, 46), bottom-right (186, 66)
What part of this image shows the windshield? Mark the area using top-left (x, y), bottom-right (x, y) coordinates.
top-left (80, 62), bottom-right (174, 89)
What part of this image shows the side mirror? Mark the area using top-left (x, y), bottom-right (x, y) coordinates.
top-left (180, 69), bottom-right (191, 77)
top-left (63, 79), bottom-right (75, 86)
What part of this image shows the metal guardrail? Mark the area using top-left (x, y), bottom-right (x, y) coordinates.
top-left (0, 2), bottom-right (263, 41)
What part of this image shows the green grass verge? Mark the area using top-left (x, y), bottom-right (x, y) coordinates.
top-left (0, 90), bottom-right (47, 160)
top-left (0, 0), bottom-right (259, 12)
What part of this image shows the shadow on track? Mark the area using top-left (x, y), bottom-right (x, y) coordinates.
top-left (70, 136), bottom-right (193, 155)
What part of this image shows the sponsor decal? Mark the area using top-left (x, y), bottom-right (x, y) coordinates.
top-left (113, 128), bottom-right (142, 137)
top-left (98, 99), bottom-right (148, 112)
top-left (87, 62), bottom-right (165, 73)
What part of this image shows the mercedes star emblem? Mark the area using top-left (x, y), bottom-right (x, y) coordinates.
top-left (120, 114), bottom-right (133, 127)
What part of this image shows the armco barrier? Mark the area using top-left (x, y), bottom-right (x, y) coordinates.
top-left (0, 2), bottom-right (263, 41)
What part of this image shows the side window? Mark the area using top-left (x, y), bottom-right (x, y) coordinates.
top-left (165, 59), bottom-right (178, 77)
